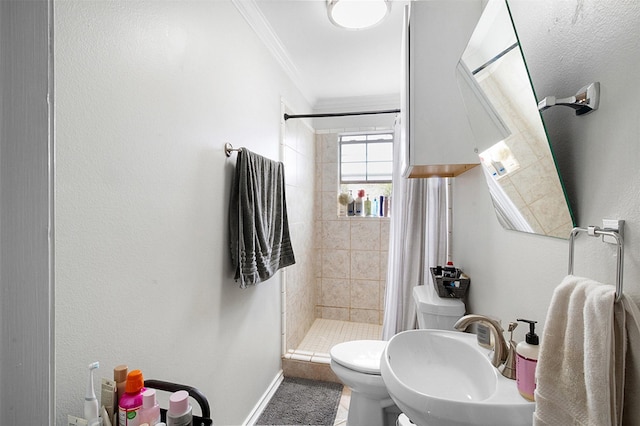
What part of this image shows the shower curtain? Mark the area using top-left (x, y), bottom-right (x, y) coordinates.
top-left (382, 121), bottom-right (449, 340)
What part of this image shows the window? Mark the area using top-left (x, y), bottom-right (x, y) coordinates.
top-left (340, 132), bottom-right (393, 183)
top-left (339, 132), bottom-right (393, 217)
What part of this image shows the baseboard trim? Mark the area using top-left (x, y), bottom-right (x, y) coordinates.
top-left (243, 369), bottom-right (284, 426)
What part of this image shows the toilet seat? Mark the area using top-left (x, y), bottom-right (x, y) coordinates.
top-left (330, 340), bottom-right (387, 375)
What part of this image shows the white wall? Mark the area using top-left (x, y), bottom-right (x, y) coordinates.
top-left (454, 0), bottom-right (640, 342)
top-left (54, 1), bottom-right (310, 424)
top-left (0, 1), bottom-right (54, 424)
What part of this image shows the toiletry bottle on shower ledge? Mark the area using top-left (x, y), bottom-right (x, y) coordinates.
top-left (354, 189), bottom-right (364, 216)
top-left (347, 190), bottom-right (355, 216)
top-left (364, 194), bottom-right (372, 216)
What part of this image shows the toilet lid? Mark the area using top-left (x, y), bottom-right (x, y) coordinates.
top-left (330, 340), bottom-right (387, 374)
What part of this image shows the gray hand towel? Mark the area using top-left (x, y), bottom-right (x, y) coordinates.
top-left (229, 148), bottom-right (295, 288)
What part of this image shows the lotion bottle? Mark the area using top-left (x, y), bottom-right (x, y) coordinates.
top-left (166, 390), bottom-right (193, 426)
top-left (516, 319), bottom-right (539, 401)
top-left (138, 389), bottom-right (161, 426)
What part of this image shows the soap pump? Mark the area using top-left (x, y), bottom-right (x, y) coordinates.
top-left (516, 319), bottom-right (539, 401)
top-left (84, 361), bottom-right (100, 423)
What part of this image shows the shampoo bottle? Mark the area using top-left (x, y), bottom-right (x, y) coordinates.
top-left (364, 194), bottom-right (372, 216)
top-left (347, 190), bottom-right (355, 216)
top-left (354, 189), bottom-right (364, 216)
top-left (166, 390), bottom-right (193, 426)
top-left (516, 319), bottom-right (539, 401)
top-left (119, 369), bottom-right (146, 426)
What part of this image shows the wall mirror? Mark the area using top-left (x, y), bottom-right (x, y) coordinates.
top-left (455, 0), bottom-right (574, 239)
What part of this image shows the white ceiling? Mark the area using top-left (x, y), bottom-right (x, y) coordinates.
top-left (237, 0), bottom-right (409, 109)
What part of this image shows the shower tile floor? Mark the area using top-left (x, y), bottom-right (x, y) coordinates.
top-left (286, 318), bottom-right (382, 361)
top-left (283, 319), bottom-right (383, 426)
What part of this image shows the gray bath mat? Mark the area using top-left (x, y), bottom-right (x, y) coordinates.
top-left (256, 377), bottom-right (344, 426)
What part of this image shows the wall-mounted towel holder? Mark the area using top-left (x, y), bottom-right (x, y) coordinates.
top-left (538, 82), bottom-right (600, 116)
top-left (568, 225), bottom-right (624, 302)
top-left (225, 142), bottom-right (242, 157)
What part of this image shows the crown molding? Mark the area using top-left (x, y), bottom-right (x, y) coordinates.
top-left (313, 94), bottom-right (400, 113)
top-left (231, 0), bottom-right (315, 105)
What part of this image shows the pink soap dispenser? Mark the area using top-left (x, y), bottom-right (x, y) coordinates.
top-left (516, 319), bottom-right (539, 401)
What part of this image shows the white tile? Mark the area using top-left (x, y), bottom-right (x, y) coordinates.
top-left (290, 353), bottom-right (313, 362)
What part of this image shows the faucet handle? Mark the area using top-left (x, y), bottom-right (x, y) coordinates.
top-left (501, 322), bottom-right (518, 380)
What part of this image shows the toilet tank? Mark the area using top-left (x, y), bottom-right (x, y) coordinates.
top-left (413, 284), bottom-right (465, 330)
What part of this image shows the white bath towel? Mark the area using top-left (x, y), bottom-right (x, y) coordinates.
top-left (533, 275), bottom-right (619, 426)
top-left (620, 294), bottom-right (640, 425)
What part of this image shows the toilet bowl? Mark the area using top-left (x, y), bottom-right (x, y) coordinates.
top-left (330, 284), bottom-right (465, 426)
top-left (330, 340), bottom-right (397, 426)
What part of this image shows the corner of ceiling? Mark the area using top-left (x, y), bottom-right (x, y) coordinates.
top-left (231, 0), bottom-right (317, 106)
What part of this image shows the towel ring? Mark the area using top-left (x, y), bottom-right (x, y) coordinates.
top-left (568, 226), bottom-right (624, 302)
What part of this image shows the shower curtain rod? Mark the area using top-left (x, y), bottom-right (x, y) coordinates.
top-left (283, 108), bottom-right (400, 121)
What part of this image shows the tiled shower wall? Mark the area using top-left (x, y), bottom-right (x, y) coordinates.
top-left (283, 116), bottom-right (318, 351)
top-left (315, 131), bottom-right (390, 325)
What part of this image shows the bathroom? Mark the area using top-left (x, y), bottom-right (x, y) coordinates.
top-left (2, 0), bottom-right (640, 425)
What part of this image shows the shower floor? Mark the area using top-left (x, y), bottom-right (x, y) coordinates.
top-left (297, 318), bottom-right (382, 355)
top-left (283, 319), bottom-right (382, 382)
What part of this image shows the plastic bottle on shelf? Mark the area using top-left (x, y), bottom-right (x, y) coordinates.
top-left (138, 388), bottom-right (161, 426)
top-left (443, 261), bottom-right (457, 278)
top-left (347, 190), bottom-right (355, 216)
top-left (118, 369), bottom-right (146, 426)
top-left (166, 390), bottom-right (193, 426)
top-left (364, 194), bottom-right (372, 216)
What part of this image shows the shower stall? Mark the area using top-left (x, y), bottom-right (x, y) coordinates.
top-left (280, 107), bottom-right (387, 380)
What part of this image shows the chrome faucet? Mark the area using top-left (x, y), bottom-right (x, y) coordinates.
top-left (453, 314), bottom-right (516, 379)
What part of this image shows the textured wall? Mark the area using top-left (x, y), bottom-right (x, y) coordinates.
top-left (454, 0), bottom-right (640, 342)
top-left (54, 1), bottom-right (310, 424)
top-left (0, 1), bottom-right (53, 424)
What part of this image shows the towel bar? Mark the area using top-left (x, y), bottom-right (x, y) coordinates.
top-left (225, 142), bottom-right (243, 157)
top-left (568, 226), bottom-right (624, 302)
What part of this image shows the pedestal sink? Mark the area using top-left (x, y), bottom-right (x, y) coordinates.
top-left (380, 329), bottom-right (534, 426)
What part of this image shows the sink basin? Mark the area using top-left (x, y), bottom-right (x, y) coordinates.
top-left (380, 329), bottom-right (534, 426)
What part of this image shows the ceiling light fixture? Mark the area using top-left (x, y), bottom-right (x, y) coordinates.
top-left (327, 0), bottom-right (390, 30)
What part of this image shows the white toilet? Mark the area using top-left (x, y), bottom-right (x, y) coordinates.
top-left (412, 283), bottom-right (466, 331)
top-left (329, 283), bottom-right (465, 426)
